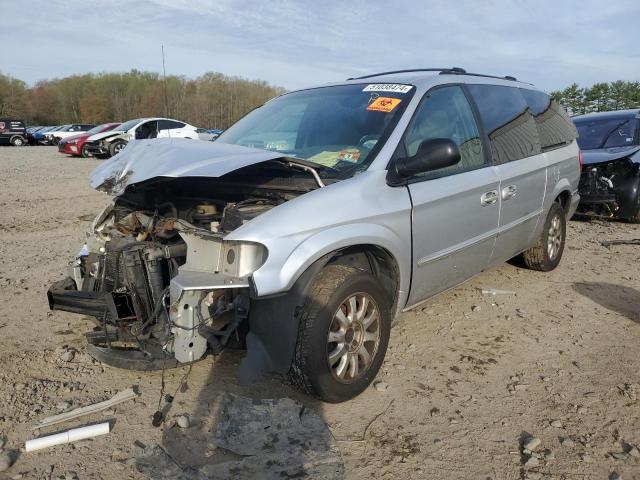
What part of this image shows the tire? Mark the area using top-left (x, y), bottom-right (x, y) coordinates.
top-left (81, 144), bottom-right (91, 158)
top-left (10, 136), bottom-right (25, 146)
top-left (52, 137), bottom-right (60, 146)
top-left (289, 264), bottom-right (391, 403)
top-left (522, 202), bottom-right (566, 271)
top-left (626, 191), bottom-right (640, 224)
top-left (109, 140), bottom-right (127, 157)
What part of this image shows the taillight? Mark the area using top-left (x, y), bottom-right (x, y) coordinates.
top-left (578, 150), bottom-right (583, 174)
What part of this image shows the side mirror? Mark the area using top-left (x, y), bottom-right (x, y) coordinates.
top-left (393, 138), bottom-right (461, 178)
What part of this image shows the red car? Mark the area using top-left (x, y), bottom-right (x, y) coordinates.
top-left (58, 123), bottom-right (121, 157)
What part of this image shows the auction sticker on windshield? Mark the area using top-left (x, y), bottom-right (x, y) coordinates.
top-left (362, 84), bottom-right (413, 93)
top-left (367, 97), bottom-right (402, 113)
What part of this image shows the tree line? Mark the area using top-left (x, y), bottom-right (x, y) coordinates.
top-left (0, 70), bottom-right (286, 129)
top-left (550, 80), bottom-right (640, 116)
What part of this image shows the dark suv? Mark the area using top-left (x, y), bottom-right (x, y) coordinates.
top-left (0, 119), bottom-right (27, 146)
top-left (573, 109), bottom-right (640, 221)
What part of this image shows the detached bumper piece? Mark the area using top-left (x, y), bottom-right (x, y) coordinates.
top-left (48, 277), bottom-right (177, 371)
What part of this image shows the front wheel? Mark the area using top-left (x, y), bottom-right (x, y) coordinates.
top-left (289, 264), bottom-right (391, 403)
top-left (522, 201), bottom-right (566, 271)
top-left (109, 140), bottom-right (127, 157)
top-left (81, 144), bottom-right (91, 158)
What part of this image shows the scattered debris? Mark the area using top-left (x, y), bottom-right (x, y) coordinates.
top-left (549, 419), bottom-right (563, 428)
top-left (374, 381), bottom-right (389, 392)
top-left (176, 415), bottom-right (189, 429)
top-left (471, 305), bottom-right (481, 312)
top-left (560, 437), bottom-right (574, 447)
top-left (25, 422), bottom-right (110, 452)
top-left (479, 288), bottom-right (516, 296)
top-left (60, 350), bottom-right (75, 362)
top-left (35, 387), bottom-right (138, 429)
top-left (136, 394), bottom-right (343, 479)
top-left (601, 238), bottom-right (640, 247)
top-left (524, 455), bottom-right (539, 468)
top-left (523, 437), bottom-right (541, 451)
top-left (609, 472), bottom-right (621, 480)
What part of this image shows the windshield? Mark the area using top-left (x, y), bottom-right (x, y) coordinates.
top-left (217, 84), bottom-right (414, 178)
top-left (118, 118), bottom-right (145, 132)
top-left (575, 117), bottom-right (639, 150)
top-left (87, 123), bottom-right (117, 135)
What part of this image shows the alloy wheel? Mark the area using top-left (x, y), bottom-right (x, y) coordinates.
top-left (327, 292), bottom-right (381, 382)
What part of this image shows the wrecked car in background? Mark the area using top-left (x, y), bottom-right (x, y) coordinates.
top-left (48, 68), bottom-right (580, 402)
top-left (573, 109), bottom-right (640, 222)
top-left (84, 117), bottom-right (199, 159)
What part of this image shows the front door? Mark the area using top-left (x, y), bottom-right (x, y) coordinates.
top-left (403, 85), bottom-right (500, 307)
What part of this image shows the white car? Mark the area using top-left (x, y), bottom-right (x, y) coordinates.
top-left (45, 124), bottom-right (95, 145)
top-left (83, 117), bottom-right (198, 158)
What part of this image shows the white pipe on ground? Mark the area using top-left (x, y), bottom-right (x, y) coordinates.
top-left (25, 422), bottom-right (110, 452)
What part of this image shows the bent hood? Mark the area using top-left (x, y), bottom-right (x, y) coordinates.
top-left (582, 145), bottom-right (640, 165)
top-left (88, 130), bottom-right (125, 142)
top-left (90, 138), bottom-right (290, 195)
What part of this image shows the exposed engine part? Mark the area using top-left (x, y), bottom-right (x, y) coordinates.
top-left (220, 199), bottom-right (277, 232)
top-left (48, 184), bottom-right (276, 370)
top-left (577, 158), bottom-right (640, 220)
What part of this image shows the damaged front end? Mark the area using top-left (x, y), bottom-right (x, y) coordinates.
top-left (48, 140), bottom-right (321, 370)
top-left (577, 154), bottom-right (640, 221)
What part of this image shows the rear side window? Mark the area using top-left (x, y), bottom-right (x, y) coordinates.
top-left (159, 120), bottom-right (185, 130)
top-left (520, 89), bottom-right (577, 151)
top-left (467, 85), bottom-right (541, 164)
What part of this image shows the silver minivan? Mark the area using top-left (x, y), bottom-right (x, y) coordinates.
top-left (48, 68), bottom-right (580, 402)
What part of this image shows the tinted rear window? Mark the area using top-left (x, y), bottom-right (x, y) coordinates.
top-left (467, 85), bottom-right (540, 164)
top-left (520, 89), bottom-right (577, 151)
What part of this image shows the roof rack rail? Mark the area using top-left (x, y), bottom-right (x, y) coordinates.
top-left (440, 70), bottom-right (519, 82)
top-left (347, 67), bottom-right (466, 81)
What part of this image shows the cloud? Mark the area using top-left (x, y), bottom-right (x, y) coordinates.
top-left (1, 0), bottom-right (639, 92)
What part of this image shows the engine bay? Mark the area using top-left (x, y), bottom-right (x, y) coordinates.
top-left (48, 164), bottom-right (318, 370)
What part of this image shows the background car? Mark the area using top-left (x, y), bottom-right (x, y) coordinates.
top-left (573, 109), bottom-right (640, 221)
top-left (0, 119), bottom-right (28, 146)
top-left (58, 123), bottom-right (121, 158)
top-left (195, 128), bottom-right (223, 141)
top-left (45, 124), bottom-right (95, 145)
top-left (84, 117), bottom-right (198, 158)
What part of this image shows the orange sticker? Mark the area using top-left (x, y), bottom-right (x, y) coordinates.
top-left (367, 97), bottom-right (401, 113)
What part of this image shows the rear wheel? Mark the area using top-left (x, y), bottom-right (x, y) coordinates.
top-left (522, 201), bottom-right (566, 271)
top-left (10, 136), bottom-right (25, 146)
top-left (109, 140), bottom-right (127, 157)
top-left (289, 264), bottom-right (391, 403)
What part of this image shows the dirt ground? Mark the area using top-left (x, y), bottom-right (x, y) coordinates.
top-left (1, 146), bottom-right (639, 480)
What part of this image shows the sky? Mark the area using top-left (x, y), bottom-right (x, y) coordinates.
top-left (2, 0), bottom-right (639, 93)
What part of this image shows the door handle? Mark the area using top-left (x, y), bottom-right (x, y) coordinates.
top-left (501, 185), bottom-right (518, 200)
top-left (480, 190), bottom-right (499, 206)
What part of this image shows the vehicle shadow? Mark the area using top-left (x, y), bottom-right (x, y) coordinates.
top-left (573, 282), bottom-right (640, 323)
top-left (136, 339), bottom-right (346, 478)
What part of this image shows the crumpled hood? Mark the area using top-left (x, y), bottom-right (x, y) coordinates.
top-left (582, 145), bottom-right (640, 165)
top-left (88, 130), bottom-right (125, 142)
top-left (90, 138), bottom-right (288, 195)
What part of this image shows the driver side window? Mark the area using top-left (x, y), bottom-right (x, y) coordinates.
top-left (404, 86), bottom-right (486, 179)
